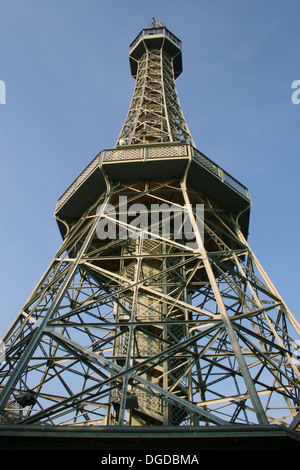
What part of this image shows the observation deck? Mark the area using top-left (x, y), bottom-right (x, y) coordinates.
top-left (129, 26), bottom-right (183, 78)
top-left (54, 143), bottom-right (251, 238)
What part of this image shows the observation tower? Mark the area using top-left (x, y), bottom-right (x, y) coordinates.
top-left (1, 19), bottom-right (300, 450)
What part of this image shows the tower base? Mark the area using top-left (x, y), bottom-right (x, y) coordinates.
top-left (1, 425), bottom-right (300, 452)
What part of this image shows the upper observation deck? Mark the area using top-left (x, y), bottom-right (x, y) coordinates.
top-left (129, 26), bottom-right (183, 78)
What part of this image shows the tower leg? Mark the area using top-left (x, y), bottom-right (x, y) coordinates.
top-left (1, 178), bottom-right (300, 429)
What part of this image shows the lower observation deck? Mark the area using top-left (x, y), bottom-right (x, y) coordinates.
top-left (55, 143), bottom-right (251, 237)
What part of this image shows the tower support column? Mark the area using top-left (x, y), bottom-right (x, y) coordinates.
top-left (180, 177), bottom-right (269, 426)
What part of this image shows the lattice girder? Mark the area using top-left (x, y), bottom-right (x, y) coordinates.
top-left (116, 27), bottom-right (194, 146)
top-left (1, 179), bottom-right (300, 428)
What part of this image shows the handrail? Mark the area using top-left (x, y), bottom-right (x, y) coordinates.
top-left (129, 27), bottom-right (182, 53)
top-left (192, 148), bottom-right (249, 199)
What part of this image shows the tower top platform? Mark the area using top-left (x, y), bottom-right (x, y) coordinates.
top-left (129, 25), bottom-right (183, 78)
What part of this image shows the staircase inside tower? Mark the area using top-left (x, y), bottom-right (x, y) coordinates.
top-left (110, 238), bottom-right (189, 426)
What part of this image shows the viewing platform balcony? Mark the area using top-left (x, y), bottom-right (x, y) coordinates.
top-left (129, 26), bottom-right (183, 78)
top-left (54, 143), bottom-right (250, 237)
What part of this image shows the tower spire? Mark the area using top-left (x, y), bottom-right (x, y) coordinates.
top-left (149, 17), bottom-right (164, 28)
top-left (116, 25), bottom-right (194, 147)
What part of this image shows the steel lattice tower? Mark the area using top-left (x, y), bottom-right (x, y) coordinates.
top-left (1, 20), bottom-right (300, 435)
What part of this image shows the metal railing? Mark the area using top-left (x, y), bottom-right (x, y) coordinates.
top-left (129, 27), bottom-right (182, 53)
top-left (55, 152), bottom-right (103, 213)
top-left (192, 148), bottom-right (249, 200)
top-left (104, 144), bottom-right (188, 161)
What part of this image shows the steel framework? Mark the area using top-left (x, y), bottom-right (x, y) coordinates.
top-left (1, 21), bottom-right (300, 432)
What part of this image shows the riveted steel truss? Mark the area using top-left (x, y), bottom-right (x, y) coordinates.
top-left (1, 174), bottom-right (300, 429)
top-left (117, 48), bottom-right (194, 146)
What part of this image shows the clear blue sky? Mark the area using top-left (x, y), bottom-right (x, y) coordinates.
top-left (0, 0), bottom-right (299, 333)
